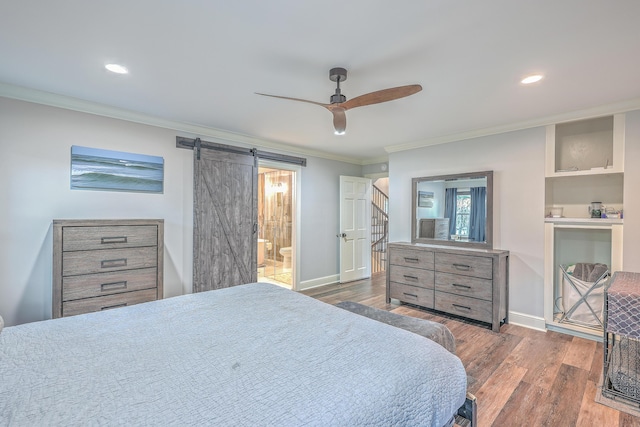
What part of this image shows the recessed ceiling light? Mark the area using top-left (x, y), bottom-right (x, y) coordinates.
top-left (521, 74), bottom-right (543, 84)
top-left (105, 63), bottom-right (128, 74)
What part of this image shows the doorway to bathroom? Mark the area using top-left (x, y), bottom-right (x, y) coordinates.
top-left (257, 162), bottom-right (299, 290)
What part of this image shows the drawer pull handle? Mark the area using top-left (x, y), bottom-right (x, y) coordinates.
top-left (452, 303), bottom-right (472, 311)
top-left (404, 257), bottom-right (419, 263)
top-left (101, 258), bottom-right (127, 268)
top-left (101, 236), bottom-right (128, 244)
top-left (403, 275), bottom-right (419, 281)
top-left (453, 263), bottom-right (471, 271)
top-left (452, 283), bottom-right (472, 289)
top-left (100, 281), bottom-right (128, 291)
top-left (101, 303), bottom-right (127, 311)
top-left (403, 292), bottom-right (418, 299)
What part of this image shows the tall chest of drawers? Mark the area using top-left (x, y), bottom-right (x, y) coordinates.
top-left (52, 219), bottom-right (164, 318)
top-left (387, 242), bottom-right (509, 332)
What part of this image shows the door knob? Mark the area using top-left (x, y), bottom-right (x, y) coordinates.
top-left (336, 233), bottom-right (347, 238)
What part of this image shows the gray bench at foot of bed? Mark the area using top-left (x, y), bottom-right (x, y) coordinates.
top-left (334, 301), bottom-right (477, 427)
top-left (335, 301), bottom-right (456, 354)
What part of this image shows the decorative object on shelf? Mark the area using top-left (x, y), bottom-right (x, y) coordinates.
top-left (589, 202), bottom-right (603, 218)
top-left (603, 207), bottom-right (621, 219)
top-left (70, 145), bottom-right (164, 193)
top-left (550, 207), bottom-right (563, 218)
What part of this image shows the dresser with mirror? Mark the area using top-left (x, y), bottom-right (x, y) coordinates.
top-left (387, 170), bottom-right (509, 332)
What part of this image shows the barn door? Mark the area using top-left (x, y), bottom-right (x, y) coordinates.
top-left (193, 148), bottom-right (257, 292)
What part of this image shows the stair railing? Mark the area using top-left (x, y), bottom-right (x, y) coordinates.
top-left (371, 184), bottom-right (389, 274)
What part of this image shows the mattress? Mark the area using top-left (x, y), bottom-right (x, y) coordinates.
top-left (0, 282), bottom-right (467, 426)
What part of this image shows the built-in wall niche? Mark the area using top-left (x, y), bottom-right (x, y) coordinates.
top-left (546, 225), bottom-right (622, 337)
top-left (545, 173), bottom-right (624, 219)
top-left (553, 227), bottom-right (612, 280)
top-left (548, 226), bottom-right (617, 335)
top-left (543, 113), bottom-right (625, 340)
top-left (545, 114), bottom-right (624, 177)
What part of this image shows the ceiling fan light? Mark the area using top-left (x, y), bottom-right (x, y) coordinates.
top-left (521, 74), bottom-right (543, 84)
top-left (334, 130), bottom-right (346, 136)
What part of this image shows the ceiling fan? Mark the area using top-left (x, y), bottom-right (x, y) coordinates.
top-left (256, 68), bottom-right (422, 135)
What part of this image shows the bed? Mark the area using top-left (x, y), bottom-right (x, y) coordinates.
top-left (0, 282), bottom-right (468, 426)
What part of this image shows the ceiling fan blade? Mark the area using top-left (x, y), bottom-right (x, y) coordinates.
top-left (255, 93), bottom-right (329, 108)
top-left (341, 84), bottom-right (422, 110)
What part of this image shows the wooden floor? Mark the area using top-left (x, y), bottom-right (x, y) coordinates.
top-left (301, 273), bottom-right (640, 427)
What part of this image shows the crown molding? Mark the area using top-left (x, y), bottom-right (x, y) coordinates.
top-left (360, 156), bottom-right (390, 165)
top-left (0, 82), bottom-right (364, 165)
top-left (385, 97), bottom-right (640, 154)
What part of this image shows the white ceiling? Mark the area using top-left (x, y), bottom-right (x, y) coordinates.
top-left (1, 1), bottom-right (640, 163)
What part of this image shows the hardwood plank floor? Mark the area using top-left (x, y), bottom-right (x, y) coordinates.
top-left (301, 273), bottom-right (640, 426)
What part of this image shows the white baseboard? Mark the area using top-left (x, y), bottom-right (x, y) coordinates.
top-left (508, 311), bottom-right (547, 332)
top-left (298, 275), bottom-right (340, 291)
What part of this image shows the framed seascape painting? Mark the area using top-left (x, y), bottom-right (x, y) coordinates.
top-left (71, 146), bottom-right (164, 193)
top-left (418, 191), bottom-right (434, 208)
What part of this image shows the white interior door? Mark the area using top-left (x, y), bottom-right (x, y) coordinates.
top-left (339, 176), bottom-right (372, 283)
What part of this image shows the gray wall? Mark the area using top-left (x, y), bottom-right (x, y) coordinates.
top-left (389, 127), bottom-right (547, 319)
top-left (300, 157), bottom-right (362, 283)
top-left (0, 96), bottom-right (362, 326)
top-left (389, 116), bottom-right (640, 323)
top-left (623, 109), bottom-right (640, 271)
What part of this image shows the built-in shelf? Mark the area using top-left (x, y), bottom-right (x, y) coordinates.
top-left (547, 168), bottom-right (618, 178)
top-left (544, 217), bottom-right (623, 225)
top-left (545, 114), bottom-right (624, 177)
top-left (543, 114), bottom-right (625, 340)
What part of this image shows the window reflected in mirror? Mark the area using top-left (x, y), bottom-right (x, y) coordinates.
top-left (412, 171), bottom-right (493, 249)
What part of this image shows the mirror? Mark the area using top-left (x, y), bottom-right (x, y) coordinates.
top-left (411, 171), bottom-right (493, 249)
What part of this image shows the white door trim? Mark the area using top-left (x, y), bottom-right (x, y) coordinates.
top-left (259, 159), bottom-right (301, 291)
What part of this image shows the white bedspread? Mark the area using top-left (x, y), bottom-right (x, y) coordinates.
top-left (0, 283), bottom-right (466, 426)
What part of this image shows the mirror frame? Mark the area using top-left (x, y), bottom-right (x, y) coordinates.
top-left (411, 170), bottom-right (493, 249)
